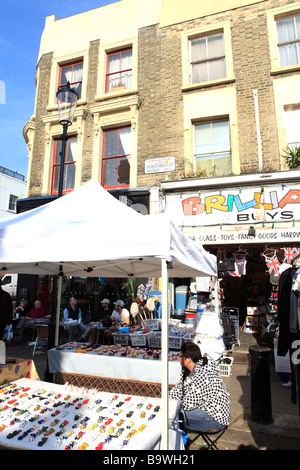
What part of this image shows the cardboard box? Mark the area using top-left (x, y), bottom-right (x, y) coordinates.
top-left (247, 306), bottom-right (259, 315)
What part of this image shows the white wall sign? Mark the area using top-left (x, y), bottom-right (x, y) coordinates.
top-left (145, 156), bottom-right (175, 174)
top-left (185, 228), bottom-right (300, 245)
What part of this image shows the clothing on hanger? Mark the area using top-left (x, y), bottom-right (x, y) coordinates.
top-left (292, 254), bottom-right (300, 267)
top-left (260, 244), bottom-right (278, 259)
top-left (277, 266), bottom-right (295, 357)
top-left (264, 255), bottom-right (281, 276)
top-left (290, 268), bottom-right (300, 333)
top-left (233, 254), bottom-right (247, 276)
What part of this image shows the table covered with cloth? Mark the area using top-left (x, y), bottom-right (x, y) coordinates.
top-left (0, 358), bottom-right (40, 385)
top-left (48, 343), bottom-right (181, 385)
top-left (0, 377), bottom-right (184, 450)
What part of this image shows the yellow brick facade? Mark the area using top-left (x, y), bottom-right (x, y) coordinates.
top-left (24, 0), bottom-right (300, 197)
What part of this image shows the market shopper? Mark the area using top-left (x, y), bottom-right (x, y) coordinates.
top-left (169, 342), bottom-right (231, 432)
top-left (14, 300), bottom-right (48, 342)
top-left (15, 300), bottom-right (31, 318)
top-left (104, 299), bottom-right (130, 344)
top-left (0, 279), bottom-right (13, 341)
top-left (78, 299), bottom-right (113, 343)
top-left (63, 296), bottom-right (87, 341)
top-left (99, 298), bottom-right (113, 320)
top-left (112, 299), bottom-right (130, 327)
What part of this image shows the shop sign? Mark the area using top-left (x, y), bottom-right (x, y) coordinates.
top-left (164, 183), bottom-right (300, 226)
top-left (184, 227), bottom-right (300, 245)
top-left (145, 157), bottom-right (175, 174)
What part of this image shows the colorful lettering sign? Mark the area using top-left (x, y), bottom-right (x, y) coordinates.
top-left (165, 185), bottom-right (300, 226)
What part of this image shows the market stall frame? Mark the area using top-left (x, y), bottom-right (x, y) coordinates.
top-left (0, 179), bottom-right (217, 450)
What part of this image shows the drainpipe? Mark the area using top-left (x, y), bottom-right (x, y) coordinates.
top-left (253, 89), bottom-right (263, 171)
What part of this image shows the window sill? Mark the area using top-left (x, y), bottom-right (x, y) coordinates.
top-left (46, 99), bottom-right (87, 112)
top-left (270, 64), bottom-right (300, 76)
top-left (103, 185), bottom-right (130, 190)
top-left (182, 77), bottom-right (235, 92)
top-left (95, 89), bottom-right (138, 102)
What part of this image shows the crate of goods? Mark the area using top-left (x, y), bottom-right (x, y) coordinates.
top-left (112, 332), bottom-right (129, 346)
top-left (183, 331), bottom-right (194, 344)
top-left (144, 319), bottom-right (160, 331)
top-left (129, 332), bottom-right (149, 347)
top-left (218, 357), bottom-right (234, 377)
top-left (148, 332), bottom-right (161, 348)
top-left (247, 306), bottom-right (259, 315)
top-left (169, 336), bottom-right (184, 350)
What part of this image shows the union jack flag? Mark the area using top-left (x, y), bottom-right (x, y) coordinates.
top-left (217, 247), bottom-right (227, 261)
top-left (224, 270), bottom-right (239, 277)
top-left (283, 247), bottom-right (299, 264)
top-left (265, 255), bottom-right (281, 275)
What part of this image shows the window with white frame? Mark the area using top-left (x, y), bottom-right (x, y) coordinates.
top-left (106, 48), bottom-right (132, 93)
top-left (102, 126), bottom-right (131, 189)
top-left (8, 194), bottom-right (18, 211)
top-left (284, 109), bottom-right (300, 148)
top-left (194, 120), bottom-right (231, 177)
top-left (58, 61), bottom-right (83, 99)
top-left (51, 136), bottom-right (77, 195)
top-left (276, 14), bottom-right (300, 67)
top-left (190, 33), bottom-right (226, 84)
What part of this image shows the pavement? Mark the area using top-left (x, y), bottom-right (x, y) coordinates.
top-left (4, 329), bottom-right (300, 451)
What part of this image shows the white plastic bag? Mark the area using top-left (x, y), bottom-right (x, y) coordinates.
top-left (3, 324), bottom-right (13, 341)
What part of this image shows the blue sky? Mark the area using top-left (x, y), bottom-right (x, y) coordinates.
top-left (0, 0), bottom-right (119, 180)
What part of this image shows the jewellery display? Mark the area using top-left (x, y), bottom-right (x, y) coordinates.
top-left (53, 341), bottom-right (181, 362)
top-left (0, 378), bottom-right (171, 451)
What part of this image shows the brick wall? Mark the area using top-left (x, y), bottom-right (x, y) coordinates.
top-left (137, 25), bottom-right (185, 187)
top-left (29, 52), bottom-right (53, 197)
top-left (81, 39), bottom-right (100, 183)
top-left (230, 2), bottom-right (279, 173)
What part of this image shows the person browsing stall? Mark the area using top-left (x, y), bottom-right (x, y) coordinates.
top-left (112, 299), bottom-right (130, 327)
top-left (78, 299), bottom-right (113, 343)
top-left (169, 342), bottom-right (230, 432)
top-left (104, 299), bottom-right (130, 345)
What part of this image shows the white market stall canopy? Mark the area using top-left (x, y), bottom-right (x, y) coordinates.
top-left (0, 179), bottom-right (217, 279)
top-left (0, 179), bottom-right (217, 451)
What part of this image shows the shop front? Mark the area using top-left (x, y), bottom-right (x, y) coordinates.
top-left (160, 170), bottom-right (300, 337)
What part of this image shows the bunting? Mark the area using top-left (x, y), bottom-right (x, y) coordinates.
top-left (265, 255), bottom-right (281, 275)
top-left (283, 247), bottom-right (299, 264)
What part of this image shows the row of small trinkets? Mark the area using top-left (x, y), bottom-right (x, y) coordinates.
top-left (1, 384), bottom-right (162, 450)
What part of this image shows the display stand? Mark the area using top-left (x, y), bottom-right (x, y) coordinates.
top-left (47, 343), bottom-right (181, 392)
top-left (222, 307), bottom-right (240, 347)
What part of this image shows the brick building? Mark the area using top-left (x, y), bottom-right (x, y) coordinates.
top-left (21, 0), bottom-right (300, 319)
top-left (23, 0), bottom-right (300, 195)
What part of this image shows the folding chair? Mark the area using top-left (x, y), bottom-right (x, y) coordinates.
top-left (32, 325), bottom-right (48, 356)
top-left (181, 410), bottom-right (228, 450)
top-left (185, 426), bottom-right (228, 450)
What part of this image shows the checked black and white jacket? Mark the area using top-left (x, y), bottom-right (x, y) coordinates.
top-left (169, 357), bottom-right (231, 426)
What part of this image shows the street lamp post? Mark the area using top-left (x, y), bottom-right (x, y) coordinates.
top-left (56, 81), bottom-right (79, 197)
top-left (44, 82), bottom-right (78, 382)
